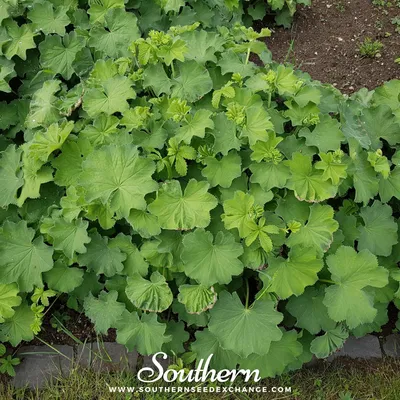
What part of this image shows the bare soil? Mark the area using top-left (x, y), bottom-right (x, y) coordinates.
top-left (264, 0), bottom-right (400, 93)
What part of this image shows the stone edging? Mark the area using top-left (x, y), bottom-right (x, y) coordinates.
top-left (11, 334), bottom-right (400, 389)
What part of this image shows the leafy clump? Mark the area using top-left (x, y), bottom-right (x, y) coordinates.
top-left (0, 0), bottom-right (400, 380)
top-left (358, 37), bottom-right (384, 58)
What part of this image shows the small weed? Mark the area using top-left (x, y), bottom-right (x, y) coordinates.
top-left (336, 0), bottom-right (346, 12)
top-left (373, 0), bottom-right (400, 7)
top-left (375, 19), bottom-right (384, 30)
top-left (0, 345), bottom-right (20, 377)
top-left (392, 16), bottom-right (400, 33)
top-left (339, 392), bottom-right (355, 400)
top-left (358, 37), bottom-right (384, 58)
top-left (50, 311), bottom-right (71, 332)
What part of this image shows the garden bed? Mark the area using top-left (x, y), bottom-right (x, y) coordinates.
top-left (264, 0), bottom-right (400, 92)
top-left (1, 0), bottom-right (400, 393)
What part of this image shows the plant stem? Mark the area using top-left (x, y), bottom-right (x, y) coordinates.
top-left (42, 294), bottom-right (61, 318)
top-left (245, 278), bottom-right (250, 308)
top-left (319, 279), bottom-right (336, 285)
top-left (245, 47), bottom-right (251, 65)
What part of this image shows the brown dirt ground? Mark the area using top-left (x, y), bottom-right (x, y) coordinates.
top-left (264, 0), bottom-right (400, 93)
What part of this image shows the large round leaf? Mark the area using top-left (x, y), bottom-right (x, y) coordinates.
top-left (209, 291), bottom-right (283, 358)
top-left (182, 229), bottom-right (244, 286)
top-left (125, 272), bottom-right (173, 312)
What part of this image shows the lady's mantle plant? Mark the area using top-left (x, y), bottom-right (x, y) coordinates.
top-left (0, 0), bottom-right (400, 378)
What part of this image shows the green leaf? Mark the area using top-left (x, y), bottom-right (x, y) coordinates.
top-left (45, 217), bottom-right (91, 259)
top-left (357, 201), bottom-right (397, 257)
top-left (217, 50), bottom-right (255, 77)
top-left (0, 57), bottom-right (16, 93)
top-left (148, 179), bottom-right (218, 230)
top-left (53, 138), bottom-right (90, 187)
top-left (265, 246), bottom-right (323, 299)
top-left (79, 144), bottom-right (157, 218)
top-left (242, 106), bottom-right (274, 145)
top-left (17, 159), bottom-right (53, 207)
top-left (286, 286), bottom-right (336, 334)
top-left (110, 233), bottom-right (149, 277)
top-left (157, 39), bottom-right (187, 66)
top-left (157, 0), bottom-right (185, 13)
top-left (274, 65), bottom-right (299, 95)
top-left (240, 329), bottom-right (303, 378)
top-left (310, 325), bottom-right (348, 358)
top-left (181, 30), bottom-right (225, 64)
top-left (25, 121), bottom-right (74, 163)
top-left (83, 76), bottom-right (136, 117)
top-left (348, 150), bottom-right (379, 205)
top-left (244, 217), bottom-right (280, 253)
top-left (0, 283), bottom-right (21, 323)
top-left (171, 60), bottom-right (213, 102)
top-left (340, 102), bottom-right (371, 149)
top-left (222, 191), bottom-right (255, 238)
top-left (202, 151), bottom-right (242, 188)
top-left (172, 300), bottom-right (209, 327)
top-left (368, 151), bottom-right (390, 179)
top-left (379, 166), bottom-right (400, 203)
top-left (2, 21), bottom-right (36, 60)
top-left (209, 291), bottom-right (283, 358)
top-left (84, 290), bottom-right (125, 334)
top-left (39, 31), bottom-right (85, 79)
top-left (0, 220), bottom-right (53, 292)
top-left (127, 209), bottom-right (161, 239)
top-left (28, 1), bottom-right (70, 35)
top-left (315, 152), bottom-right (348, 185)
top-left (0, 304), bottom-right (35, 346)
top-left (178, 284), bottom-right (217, 314)
top-left (78, 231), bottom-right (126, 277)
top-left (373, 79), bottom-right (400, 112)
top-left (275, 192), bottom-right (310, 224)
top-left (125, 272), bottom-right (173, 312)
top-left (121, 107), bottom-right (151, 132)
top-left (0, 145), bottom-right (23, 207)
top-left (175, 109), bottom-right (214, 144)
top-left (351, 301), bottom-right (389, 337)
top-left (286, 204), bottom-right (339, 255)
top-left (250, 161), bottom-right (289, 191)
top-left (182, 229), bottom-right (244, 286)
top-left (191, 328), bottom-right (239, 370)
top-left (88, 0), bottom-right (124, 24)
top-left (299, 115), bottom-right (344, 152)
top-left (285, 152), bottom-right (337, 202)
top-left (88, 9), bottom-right (140, 58)
top-left (143, 63), bottom-right (171, 96)
top-left (323, 246), bottom-right (389, 329)
top-left (292, 85), bottom-right (321, 107)
top-left (211, 113), bottom-right (241, 156)
top-left (26, 80), bottom-right (61, 129)
top-left (360, 105), bottom-right (400, 150)
top-left (115, 311), bottom-right (170, 355)
top-left (162, 320), bottom-right (189, 355)
top-left (81, 114), bottom-right (119, 146)
top-left (44, 261), bottom-right (84, 293)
